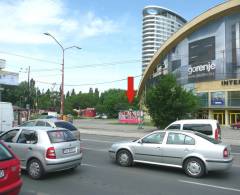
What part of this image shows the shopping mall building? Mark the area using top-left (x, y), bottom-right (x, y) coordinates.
top-left (138, 0), bottom-right (240, 126)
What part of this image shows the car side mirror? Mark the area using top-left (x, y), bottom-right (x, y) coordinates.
top-left (138, 139), bottom-right (143, 144)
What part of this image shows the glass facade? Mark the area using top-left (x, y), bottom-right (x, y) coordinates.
top-left (228, 91), bottom-right (240, 106)
top-left (197, 92), bottom-right (208, 107)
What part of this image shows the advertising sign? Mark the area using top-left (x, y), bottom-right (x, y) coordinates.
top-left (0, 70), bottom-right (19, 86)
top-left (188, 36), bottom-right (216, 82)
top-left (211, 91), bottom-right (225, 105)
top-left (118, 110), bottom-right (142, 124)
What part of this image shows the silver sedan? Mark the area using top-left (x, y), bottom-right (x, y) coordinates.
top-left (109, 130), bottom-right (233, 178)
top-left (0, 127), bottom-right (82, 179)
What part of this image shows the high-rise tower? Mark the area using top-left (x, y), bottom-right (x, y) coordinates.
top-left (142, 6), bottom-right (186, 73)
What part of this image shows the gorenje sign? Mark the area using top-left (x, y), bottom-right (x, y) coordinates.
top-left (188, 61), bottom-right (216, 82)
top-left (188, 62), bottom-right (216, 75)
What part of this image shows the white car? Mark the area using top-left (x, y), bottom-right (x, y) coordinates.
top-left (165, 119), bottom-right (221, 140)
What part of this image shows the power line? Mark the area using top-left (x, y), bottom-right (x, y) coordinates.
top-left (35, 74), bottom-right (142, 87)
top-left (0, 50), bottom-right (59, 65)
top-left (31, 59), bottom-right (141, 72)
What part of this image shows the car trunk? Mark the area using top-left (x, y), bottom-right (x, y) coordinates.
top-left (47, 130), bottom-right (81, 159)
top-left (52, 141), bottom-right (80, 159)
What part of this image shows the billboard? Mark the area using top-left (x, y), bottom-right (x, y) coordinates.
top-left (211, 91), bottom-right (225, 105)
top-left (188, 36), bottom-right (216, 82)
top-left (118, 110), bottom-right (143, 124)
top-left (0, 70), bottom-right (19, 86)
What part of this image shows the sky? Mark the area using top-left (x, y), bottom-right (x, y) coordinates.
top-left (0, 0), bottom-right (226, 94)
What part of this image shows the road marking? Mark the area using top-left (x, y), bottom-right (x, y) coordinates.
top-left (81, 138), bottom-right (114, 143)
top-left (233, 164), bottom-right (240, 168)
top-left (82, 147), bottom-right (107, 152)
top-left (82, 163), bottom-right (97, 168)
top-left (179, 180), bottom-right (240, 192)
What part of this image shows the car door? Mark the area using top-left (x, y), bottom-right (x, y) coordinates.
top-left (0, 129), bottom-right (20, 149)
top-left (133, 132), bottom-right (166, 164)
top-left (162, 132), bottom-right (195, 166)
top-left (11, 129), bottom-right (38, 168)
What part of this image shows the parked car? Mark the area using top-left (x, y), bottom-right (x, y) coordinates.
top-left (165, 119), bottom-right (221, 140)
top-left (95, 113), bottom-right (108, 119)
top-left (0, 140), bottom-right (22, 194)
top-left (231, 122), bottom-right (240, 129)
top-left (0, 127), bottom-right (82, 179)
top-left (20, 119), bottom-right (80, 140)
top-left (109, 130), bottom-right (233, 178)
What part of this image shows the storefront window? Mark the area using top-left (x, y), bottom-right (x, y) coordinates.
top-left (211, 91), bottom-right (225, 106)
top-left (197, 92), bottom-right (208, 107)
top-left (228, 91), bottom-right (240, 106)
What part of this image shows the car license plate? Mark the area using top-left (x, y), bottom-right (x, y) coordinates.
top-left (63, 147), bottom-right (76, 154)
top-left (0, 169), bottom-right (4, 178)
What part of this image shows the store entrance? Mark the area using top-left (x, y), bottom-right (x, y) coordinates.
top-left (229, 112), bottom-right (240, 125)
top-left (213, 112), bottom-right (225, 125)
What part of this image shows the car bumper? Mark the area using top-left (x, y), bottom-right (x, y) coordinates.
top-left (0, 179), bottom-right (22, 195)
top-left (205, 157), bottom-right (233, 171)
top-left (44, 152), bottom-right (83, 173)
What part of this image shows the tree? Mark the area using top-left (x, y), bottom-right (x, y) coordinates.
top-left (71, 89), bottom-right (76, 96)
top-left (145, 74), bottom-right (200, 128)
top-left (97, 89), bottom-right (139, 118)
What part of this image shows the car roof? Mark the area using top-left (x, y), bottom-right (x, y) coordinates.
top-left (29, 119), bottom-right (68, 123)
top-left (153, 129), bottom-right (197, 135)
top-left (16, 126), bottom-right (67, 132)
top-left (171, 119), bottom-right (218, 124)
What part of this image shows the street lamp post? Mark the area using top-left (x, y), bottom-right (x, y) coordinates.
top-left (44, 32), bottom-right (81, 118)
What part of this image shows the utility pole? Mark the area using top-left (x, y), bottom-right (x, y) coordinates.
top-left (44, 32), bottom-right (81, 119)
top-left (27, 66), bottom-right (30, 120)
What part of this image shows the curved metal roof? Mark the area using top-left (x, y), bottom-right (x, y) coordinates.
top-left (138, 0), bottom-right (240, 98)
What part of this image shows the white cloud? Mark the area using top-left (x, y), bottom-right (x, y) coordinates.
top-left (0, 0), bottom-right (120, 44)
top-left (79, 12), bottom-right (119, 38)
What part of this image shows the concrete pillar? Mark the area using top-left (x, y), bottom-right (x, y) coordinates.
top-left (208, 109), bottom-right (213, 119)
top-left (225, 109), bottom-right (229, 126)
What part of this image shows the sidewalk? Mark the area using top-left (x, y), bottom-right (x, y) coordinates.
top-left (74, 119), bottom-right (240, 146)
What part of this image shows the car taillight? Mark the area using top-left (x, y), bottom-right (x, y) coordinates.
top-left (46, 147), bottom-right (56, 159)
top-left (215, 128), bottom-right (220, 140)
top-left (223, 148), bottom-right (229, 158)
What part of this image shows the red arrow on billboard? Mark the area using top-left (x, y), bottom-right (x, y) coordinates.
top-left (126, 76), bottom-right (135, 104)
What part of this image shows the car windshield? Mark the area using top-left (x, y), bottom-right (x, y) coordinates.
top-left (47, 130), bottom-right (77, 143)
top-left (0, 143), bottom-right (13, 161)
top-left (54, 121), bottom-right (77, 131)
top-left (195, 132), bottom-right (221, 144)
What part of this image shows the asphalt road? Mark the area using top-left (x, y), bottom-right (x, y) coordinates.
top-left (20, 134), bottom-right (240, 195)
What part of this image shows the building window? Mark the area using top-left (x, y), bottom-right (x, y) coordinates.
top-left (197, 92), bottom-right (208, 107)
top-left (211, 91), bottom-right (225, 106)
top-left (228, 91), bottom-right (240, 106)
top-left (232, 24), bottom-right (237, 67)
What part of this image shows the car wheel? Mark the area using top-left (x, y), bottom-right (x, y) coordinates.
top-left (27, 159), bottom-right (44, 179)
top-left (184, 158), bottom-right (205, 178)
top-left (117, 150), bottom-right (133, 167)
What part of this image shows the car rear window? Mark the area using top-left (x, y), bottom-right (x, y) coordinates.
top-left (183, 124), bottom-right (212, 135)
top-left (0, 143), bottom-right (13, 161)
top-left (54, 122), bottom-right (77, 131)
top-left (195, 132), bottom-right (220, 144)
top-left (47, 130), bottom-right (77, 143)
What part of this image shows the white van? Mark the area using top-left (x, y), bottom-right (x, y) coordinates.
top-left (0, 102), bottom-right (14, 133)
top-left (165, 119), bottom-right (221, 140)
